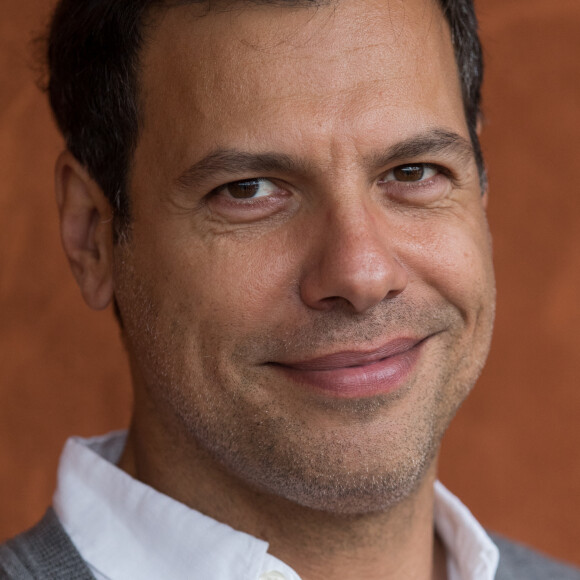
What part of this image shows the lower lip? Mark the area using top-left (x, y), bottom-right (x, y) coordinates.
top-left (274, 341), bottom-right (424, 399)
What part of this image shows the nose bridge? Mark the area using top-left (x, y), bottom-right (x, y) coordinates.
top-left (331, 200), bottom-right (386, 269)
top-left (300, 193), bottom-right (408, 313)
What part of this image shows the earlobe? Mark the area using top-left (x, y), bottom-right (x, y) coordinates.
top-left (55, 151), bottom-right (115, 310)
top-left (476, 116), bottom-right (483, 137)
top-left (481, 190), bottom-right (489, 211)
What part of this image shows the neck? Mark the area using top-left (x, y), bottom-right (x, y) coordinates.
top-left (257, 475), bottom-right (447, 580)
top-left (119, 416), bottom-right (447, 580)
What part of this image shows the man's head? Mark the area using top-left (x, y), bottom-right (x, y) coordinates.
top-left (51, 0), bottom-right (495, 517)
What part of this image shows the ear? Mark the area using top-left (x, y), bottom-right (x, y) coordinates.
top-left (55, 151), bottom-right (115, 310)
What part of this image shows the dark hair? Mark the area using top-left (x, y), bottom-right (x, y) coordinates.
top-left (47, 0), bottom-right (485, 238)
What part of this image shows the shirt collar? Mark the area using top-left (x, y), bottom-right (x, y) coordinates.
top-left (53, 432), bottom-right (498, 580)
top-left (434, 481), bottom-right (499, 580)
top-left (53, 432), bottom-right (292, 580)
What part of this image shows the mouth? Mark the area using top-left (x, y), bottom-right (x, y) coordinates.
top-left (270, 336), bottom-right (430, 399)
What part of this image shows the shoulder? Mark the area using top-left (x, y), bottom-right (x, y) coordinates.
top-left (0, 509), bottom-right (95, 579)
top-left (492, 533), bottom-right (580, 580)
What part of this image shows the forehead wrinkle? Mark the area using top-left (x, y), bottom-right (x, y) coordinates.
top-left (143, 0), bottom-right (454, 113)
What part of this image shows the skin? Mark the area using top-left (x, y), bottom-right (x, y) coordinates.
top-left (56, 0), bottom-right (495, 578)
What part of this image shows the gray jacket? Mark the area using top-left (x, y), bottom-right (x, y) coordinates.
top-left (1, 509), bottom-right (579, 579)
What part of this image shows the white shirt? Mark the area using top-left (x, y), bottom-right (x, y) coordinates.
top-left (53, 432), bottom-right (499, 580)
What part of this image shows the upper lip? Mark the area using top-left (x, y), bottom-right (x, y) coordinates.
top-left (275, 337), bottom-right (425, 371)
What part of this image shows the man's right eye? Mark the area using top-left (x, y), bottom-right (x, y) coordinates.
top-left (204, 177), bottom-right (294, 224)
top-left (214, 178), bottom-right (281, 200)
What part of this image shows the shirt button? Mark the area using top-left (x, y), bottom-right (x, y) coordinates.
top-left (259, 572), bottom-right (288, 580)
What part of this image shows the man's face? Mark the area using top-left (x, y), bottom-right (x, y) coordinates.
top-left (115, 0), bottom-right (495, 513)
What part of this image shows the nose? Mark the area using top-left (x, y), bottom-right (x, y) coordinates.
top-left (299, 203), bottom-right (408, 313)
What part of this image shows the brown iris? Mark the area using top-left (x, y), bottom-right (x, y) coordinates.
top-left (393, 165), bottom-right (425, 182)
top-left (227, 179), bottom-right (261, 199)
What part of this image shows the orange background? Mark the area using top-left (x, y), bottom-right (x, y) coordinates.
top-left (1, 0), bottom-right (579, 566)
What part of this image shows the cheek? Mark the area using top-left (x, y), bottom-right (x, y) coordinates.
top-left (402, 212), bottom-right (495, 317)
top-left (152, 229), bottom-right (301, 340)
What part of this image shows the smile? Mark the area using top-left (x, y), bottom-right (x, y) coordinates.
top-left (271, 336), bottom-right (428, 399)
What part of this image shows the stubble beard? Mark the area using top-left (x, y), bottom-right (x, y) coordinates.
top-left (116, 253), bottom-right (493, 516)
top-left (171, 345), bottom-right (469, 515)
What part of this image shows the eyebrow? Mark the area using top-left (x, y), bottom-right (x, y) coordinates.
top-left (175, 128), bottom-right (474, 189)
top-left (176, 151), bottom-right (306, 190)
top-left (368, 129), bottom-right (474, 169)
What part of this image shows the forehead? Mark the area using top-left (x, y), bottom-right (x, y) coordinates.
top-left (137, 0), bottom-right (464, 173)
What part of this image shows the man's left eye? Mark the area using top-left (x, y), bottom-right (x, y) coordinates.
top-left (217, 178), bottom-right (280, 199)
top-left (381, 164), bottom-right (439, 183)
